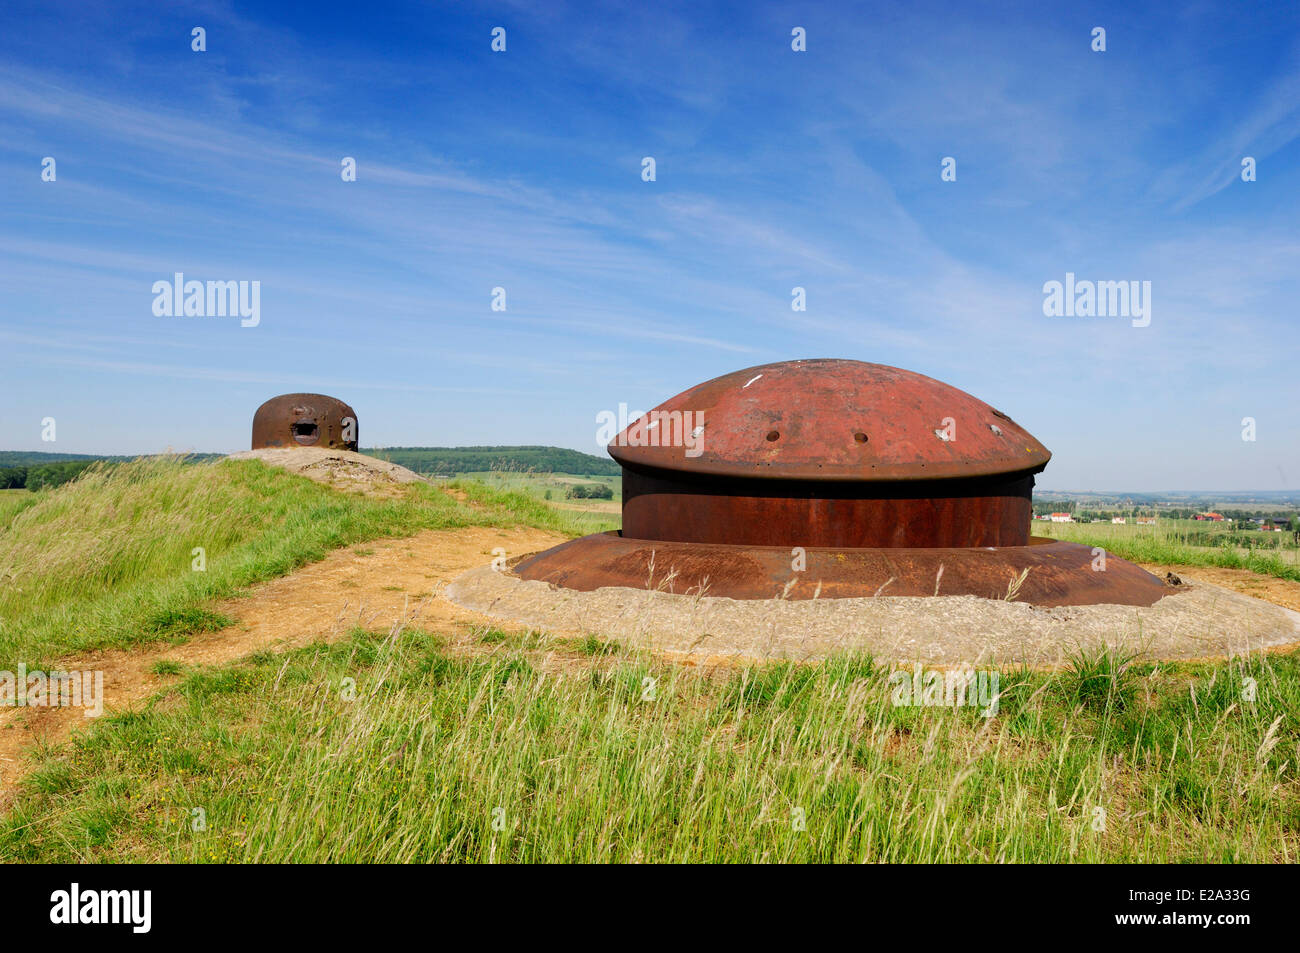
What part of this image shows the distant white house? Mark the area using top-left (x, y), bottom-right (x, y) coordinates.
top-left (1050, 512), bottom-right (1074, 523)
top-left (1112, 517), bottom-right (1126, 524)
top-left (1136, 516), bottom-right (1158, 525)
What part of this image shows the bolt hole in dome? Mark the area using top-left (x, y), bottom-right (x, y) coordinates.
top-left (765, 430), bottom-right (780, 442)
top-left (854, 431), bottom-right (869, 444)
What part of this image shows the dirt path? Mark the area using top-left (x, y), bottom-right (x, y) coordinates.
top-left (0, 525), bottom-right (566, 799)
top-left (1141, 563), bottom-right (1300, 613)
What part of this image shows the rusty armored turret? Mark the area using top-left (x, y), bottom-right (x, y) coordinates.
top-left (513, 359), bottom-right (1172, 608)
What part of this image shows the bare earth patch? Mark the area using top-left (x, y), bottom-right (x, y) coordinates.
top-left (1141, 562), bottom-right (1300, 614)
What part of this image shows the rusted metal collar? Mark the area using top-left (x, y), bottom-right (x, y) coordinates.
top-left (513, 533), bottom-right (1175, 608)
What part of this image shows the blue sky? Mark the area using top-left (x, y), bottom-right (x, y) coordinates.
top-left (2, 0), bottom-right (1298, 491)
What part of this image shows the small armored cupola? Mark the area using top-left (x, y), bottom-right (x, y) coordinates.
top-left (251, 393), bottom-right (359, 452)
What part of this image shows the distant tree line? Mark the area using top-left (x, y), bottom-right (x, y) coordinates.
top-left (0, 460), bottom-right (100, 490)
top-left (565, 483), bottom-right (614, 500)
top-left (1032, 500), bottom-right (1076, 515)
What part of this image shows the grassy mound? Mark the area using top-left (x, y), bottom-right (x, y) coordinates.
top-left (0, 456), bottom-right (606, 666)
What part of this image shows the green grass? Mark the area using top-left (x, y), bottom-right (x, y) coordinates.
top-left (1036, 519), bottom-right (1300, 582)
top-left (0, 456), bottom-right (599, 667)
top-left (0, 489), bottom-right (37, 528)
top-left (1, 629), bottom-right (1296, 862)
top-left (449, 476), bottom-right (619, 537)
top-left (456, 470), bottom-right (620, 490)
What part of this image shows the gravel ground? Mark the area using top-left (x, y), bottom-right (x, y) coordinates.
top-left (226, 447), bottom-right (428, 492)
top-left (446, 564), bottom-right (1300, 667)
